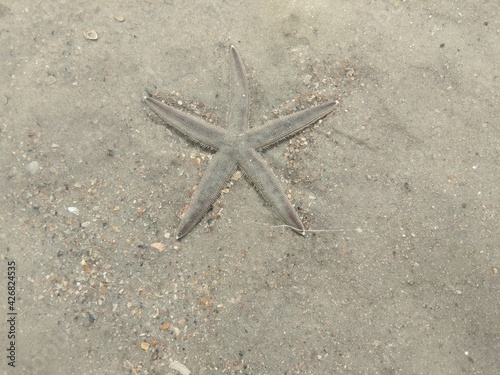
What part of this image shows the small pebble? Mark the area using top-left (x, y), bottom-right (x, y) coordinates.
top-left (26, 161), bottom-right (40, 174)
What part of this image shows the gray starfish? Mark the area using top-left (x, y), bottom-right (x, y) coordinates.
top-left (145, 45), bottom-right (335, 239)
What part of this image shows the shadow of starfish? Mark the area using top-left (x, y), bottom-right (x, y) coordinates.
top-left (145, 45), bottom-right (336, 239)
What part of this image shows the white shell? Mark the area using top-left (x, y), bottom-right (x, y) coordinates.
top-left (169, 361), bottom-right (191, 375)
top-left (68, 207), bottom-right (80, 215)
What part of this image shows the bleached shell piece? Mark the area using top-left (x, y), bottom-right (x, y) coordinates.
top-left (83, 28), bottom-right (98, 40)
top-left (68, 207), bottom-right (80, 215)
top-left (169, 361), bottom-right (191, 375)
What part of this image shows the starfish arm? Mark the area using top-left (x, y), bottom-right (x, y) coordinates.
top-left (247, 101), bottom-right (336, 150)
top-left (177, 151), bottom-right (237, 239)
top-left (145, 97), bottom-right (225, 150)
top-left (238, 149), bottom-right (305, 234)
top-left (227, 45), bottom-right (250, 133)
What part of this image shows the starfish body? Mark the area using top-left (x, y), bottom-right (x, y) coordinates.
top-left (145, 46), bottom-right (335, 239)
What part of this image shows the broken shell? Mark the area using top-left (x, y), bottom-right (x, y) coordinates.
top-left (231, 170), bottom-right (242, 181)
top-left (113, 14), bottom-right (125, 22)
top-left (151, 242), bottom-right (166, 252)
top-left (169, 361), bottom-right (191, 375)
top-left (68, 207), bottom-right (80, 215)
top-left (45, 76), bottom-right (56, 85)
top-left (83, 29), bottom-right (98, 40)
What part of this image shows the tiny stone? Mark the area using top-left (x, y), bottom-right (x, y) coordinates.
top-left (26, 161), bottom-right (40, 174)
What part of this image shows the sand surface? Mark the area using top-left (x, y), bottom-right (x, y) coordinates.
top-left (1, 1), bottom-right (498, 374)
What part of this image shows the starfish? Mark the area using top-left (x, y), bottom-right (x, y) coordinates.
top-left (145, 45), bottom-right (335, 239)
